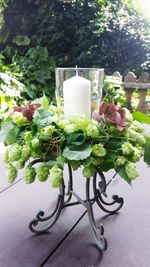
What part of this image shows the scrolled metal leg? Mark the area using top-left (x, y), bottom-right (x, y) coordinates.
top-left (29, 162), bottom-right (74, 234)
top-left (29, 179), bottom-right (65, 234)
top-left (93, 170), bottom-right (124, 214)
top-left (86, 178), bottom-right (107, 251)
top-left (64, 164), bottom-right (73, 204)
top-left (29, 161), bottom-right (123, 251)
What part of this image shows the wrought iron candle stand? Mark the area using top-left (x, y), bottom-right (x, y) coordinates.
top-left (29, 159), bottom-right (124, 251)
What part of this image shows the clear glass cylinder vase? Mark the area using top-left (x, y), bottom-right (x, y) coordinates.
top-left (55, 67), bottom-right (104, 118)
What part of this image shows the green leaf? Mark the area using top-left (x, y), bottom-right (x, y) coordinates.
top-left (63, 143), bottom-right (92, 161)
top-left (45, 160), bottom-right (56, 168)
top-left (0, 121), bottom-right (15, 143)
top-left (35, 108), bottom-right (52, 119)
top-left (41, 94), bottom-right (49, 110)
top-left (99, 152), bottom-right (117, 172)
top-left (107, 140), bottom-right (123, 150)
top-left (69, 143), bottom-right (91, 151)
top-left (66, 131), bottom-right (85, 146)
top-left (132, 112), bottom-right (150, 124)
top-left (82, 157), bottom-right (92, 167)
top-left (100, 159), bottom-right (114, 172)
top-left (24, 131), bottom-right (33, 141)
top-left (56, 156), bottom-right (64, 169)
top-left (144, 137), bottom-right (150, 165)
top-left (5, 126), bottom-right (20, 145)
top-left (33, 108), bottom-right (53, 127)
top-left (13, 35), bottom-right (30, 46)
top-left (119, 167), bottom-right (131, 185)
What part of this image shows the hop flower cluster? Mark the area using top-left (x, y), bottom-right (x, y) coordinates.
top-left (92, 144), bottom-right (106, 157)
top-left (121, 142), bottom-right (134, 155)
top-left (125, 162), bottom-right (139, 180)
top-left (2, 100), bottom-right (149, 187)
top-left (12, 112), bottom-right (28, 126)
top-left (42, 125), bottom-right (55, 138)
top-left (82, 165), bottom-right (95, 178)
top-left (36, 163), bottom-right (50, 182)
top-left (50, 166), bottom-right (63, 188)
top-left (24, 166), bottom-right (36, 184)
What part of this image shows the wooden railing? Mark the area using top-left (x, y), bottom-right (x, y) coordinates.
top-left (112, 71), bottom-right (150, 113)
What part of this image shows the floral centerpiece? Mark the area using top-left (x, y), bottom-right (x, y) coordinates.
top-left (1, 96), bottom-right (150, 187)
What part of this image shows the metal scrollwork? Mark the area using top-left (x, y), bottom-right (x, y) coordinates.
top-left (93, 170), bottom-right (124, 214)
top-left (29, 182), bottom-right (65, 234)
top-left (29, 161), bottom-right (124, 250)
top-left (86, 178), bottom-right (107, 251)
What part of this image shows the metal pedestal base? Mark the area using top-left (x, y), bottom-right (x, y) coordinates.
top-left (29, 163), bottom-right (124, 251)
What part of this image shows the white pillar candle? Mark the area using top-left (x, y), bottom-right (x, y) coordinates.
top-left (63, 75), bottom-right (91, 118)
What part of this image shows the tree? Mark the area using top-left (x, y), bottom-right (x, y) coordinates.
top-left (0, 0), bottom-right (150, 100)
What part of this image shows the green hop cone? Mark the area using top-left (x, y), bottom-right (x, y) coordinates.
top-left (12, 112), bottom-right (28, 125)
top-left (9, 144), bottom-right (22, 162)
top-left (131, 120), bottom-right (144, 133)
top-left (70, 161), bottom-right (81, 171)
top-left (3, 149), bottom-right (9, 163)
top-left (135, 133), bottom-right (145, 146)
top-left (50, 166), bottom-right (63, 188)
top-left (121, 142), bottom-right (134, 155)
top-left (92, 157), bottom-right (103, 167)
top-left (15, 160), bottom-right (25, 170)
top-left (24, 166), bottom-right (36, 184)
top-left (86, 124), bottom-right (99, 138)
top-left (92, 144), bottom-right (106, 157)
top-left (82, 165), bottom-right (95, 179)
top-left (128, 129), bottom-right (145, 146)
top-left (43, 125), bottom-right (55, 138)
top-left (136, 146), bottom-right (144, 156)
top-left (116, 156), bottom-right (126, 167)
top-left (31, 138), bottom-right (41, 149)
top-left (36, 163), bottom-right (50, 182)
top-left (64, 123), bottom-right (76, 133)
top-left (125, 161), bottom-right (139, 180)
top-left (132, 147), bottom-right (143, 162)
top-left (70, 115), bottom-right (89, 131)
top-left (7, 164), bottom-right (17, 183)
top-left (127, 129), bottom-right (137, 140)
top-left (56, 119), bottom-right (66, 130)
top-left (21, 144), bottom-right (31, 161)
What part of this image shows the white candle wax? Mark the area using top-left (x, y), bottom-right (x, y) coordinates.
top-left (63, 75), bottom-right (91, 118)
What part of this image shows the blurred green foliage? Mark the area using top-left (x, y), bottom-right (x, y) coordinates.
top-left (0, 0), bottom-right (149, 100)
top-left (0, 54), bottom-right (25, 124)
top-left (11, 46), bottom-right (56, 100)
top-left (103, 75), bottom-right (126, 107)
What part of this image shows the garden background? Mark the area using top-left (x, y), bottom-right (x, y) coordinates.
top-left (0, 0), bottom-right (150, 115)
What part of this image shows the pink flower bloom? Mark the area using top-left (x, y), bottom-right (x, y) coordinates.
top-left (14, 104), bottom-right (40, 122)
top-left (92, 110), bottom-right (101, 121)
top-left (93, 102), bottom-right (129, 131)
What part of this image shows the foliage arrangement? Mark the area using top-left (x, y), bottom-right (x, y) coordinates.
top-left (1, 97), bottom-right (150, 188)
